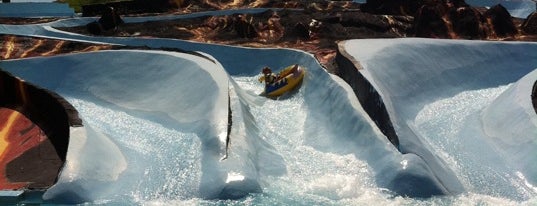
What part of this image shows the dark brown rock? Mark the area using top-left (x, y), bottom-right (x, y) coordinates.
top-left (257, 12), bottom-right (285, 42)
top-left (6, 128), bottom-right (62, 189)
top-left (449, 7), bottom-right (486, 39)
top-left (0, 108), bottom-right (54, 190)
top-left (85, 6), bottom-right (124, 35)
top-left (294, 22), bottom-right (310, 39)
top-left (0, 69), bottom-right (81, 161)
top-left (361, 0), bottom-right (425, 16)
top-left (133, 0), bottom-right (175, 13)
top-left (0, 69), bottom-right (81, 190)
top-left (522, 11), bottom-right (537, 34)
top-left (98, 7), bottom-right (124, 31)
top-left (449, 0), bottom-right (469, 8)
top-left (0, 17), bottom-right (59, 25)
top-left (86, 21), bottom-right (102, 35)
top-left (484, 4), bottom-right (518, 37)
top-left (233, 14), bottom-right (258, 38)
top-left (0, 34), bottom-right (114, 58)
top-left (82, 0), bottom-right (173, 16)
top-left (414, 4), bottom-right (449, 38)
top-left (338, 12), bottom-right (391, 32)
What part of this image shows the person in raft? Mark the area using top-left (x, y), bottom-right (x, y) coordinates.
top-left (261, 66), bottom-right (278, 85)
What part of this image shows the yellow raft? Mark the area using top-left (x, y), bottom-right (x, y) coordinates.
top-left (258, 64), bottom-right (306, 97)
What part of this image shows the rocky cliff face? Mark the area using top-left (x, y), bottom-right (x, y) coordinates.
top-left (57, 1), bottom-right (537, 71)
top-left (523, 11), bottom-right (537, 34)
top-left (413, 2), bottom-right (520, 39)
top-left (361, 0), bottom-right (425, 16)
top-left (0, 69), bottom-right (81, 190)
top-left (448, 7), bottom-right (485, 39)
top-left (81, 0), bottom-right (175, 17)
top-left (358, 0), bottom-right (526, 40)
top-left (484, 4), bottom-right (518, 38)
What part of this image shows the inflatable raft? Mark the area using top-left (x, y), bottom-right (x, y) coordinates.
top-left (258, 64), bottom-right (305, 98)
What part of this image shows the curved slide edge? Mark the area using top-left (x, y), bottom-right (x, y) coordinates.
top-left (0, 68), bottom-right (81, 203)
top-left (482, 68), bottom-right (537, 185)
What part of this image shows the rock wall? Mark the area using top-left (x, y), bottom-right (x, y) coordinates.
top-left (335, 46), bottom-right (399, 148)
top-left (0, 69), bottom-right (82, 190)
top-left (523, 11), bottom-right (537, 34)
top-left (0, 69), bottom-right (81, 162)
top-left (81, 0), bottom-right (174, 17)
top-left (361, 0), bottom-right (520, 40)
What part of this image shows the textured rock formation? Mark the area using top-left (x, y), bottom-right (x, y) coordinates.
top-left (0, 35), bottom-right (113, 59)
top-left (234, 14), bottom-right (258, 38)
top-left (450, 0), bottom-right (469, 8)
top-left (57, 0), bottom-right (537, 49)
top-left (522, 11), bottom-right (537, 34)
top-left (449, 6), bottom-right (486, 39)
top-left (86, 6), bottom-right (124, 35)
top-left (0, 17), bottom-right (59, 25)
top-left (80, 0), bottom-right (361, 17)
top-left (99, 6), bottom-right (124, 31)
top-left (59, 9), bottom-right (406, 72)
top-left (484, 4), bottom-right (518, 38)
top-left (414, 4), bottom-right (449, 38)
top-left (361, 0), bottom-right (425, 16)
top-left (1, 108), bottom-right (58, 190)
top-left (412, 1), bottom-right (480, 39)
top-left (0, 69), bottom-right (81, 190)
top-left (82, 0), bottom-right (175, 17)
top-left (86, 21), bottom-right (102, 35)
top-left (410, 1), bottom-right (522, 39)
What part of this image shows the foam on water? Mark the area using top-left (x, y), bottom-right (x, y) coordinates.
top-left (342, 38), bottom-right (537, 204)
top-left (414, 85), bottom-right (532, 200)
top-left (230, 76), bottom-right (379, 204)
top-left (2, 15), bottom-right (537, 204)
top-left (61, 98), bottom-right (203, 203)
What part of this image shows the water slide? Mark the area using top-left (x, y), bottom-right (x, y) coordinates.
top-left (1, 41), bottom-right (413, 204)
top-left (342, 38), bottom-right (537, 200)
top-left (1, 12), bottom-right (537, 205)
